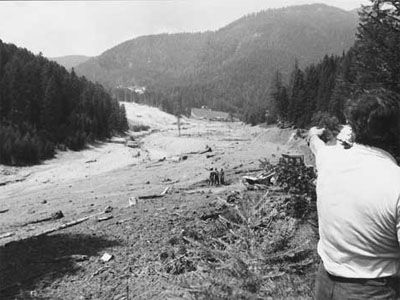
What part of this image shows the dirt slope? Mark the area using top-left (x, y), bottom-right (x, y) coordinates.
top-left (0, 104), bottom-right (314, 299)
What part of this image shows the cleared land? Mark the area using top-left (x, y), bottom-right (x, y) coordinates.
top-left (0, 102), bottom-right (317, 299)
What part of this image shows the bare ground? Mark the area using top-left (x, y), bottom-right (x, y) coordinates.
top-left (0, 103), bottom-right (317, 299)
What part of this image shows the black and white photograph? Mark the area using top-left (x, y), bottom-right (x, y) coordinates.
top-left (0, 0), bottom-right (399, 299)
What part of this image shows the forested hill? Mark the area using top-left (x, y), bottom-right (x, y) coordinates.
top-left (49, 55), bottom-right (91, 70)
top-left (271, 0), bottom-right (400, 163)
top-left (0, 40), bottom-right (128, 166)
top-left (76, 4), bottom-right (357, 89)
top-left (75, 32), bottom-right (212, 89)
top-left (75, 4), bottom-right (358, 119)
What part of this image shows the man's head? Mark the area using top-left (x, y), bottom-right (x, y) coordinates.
top-left (345, 89), bottom-right (400, 157)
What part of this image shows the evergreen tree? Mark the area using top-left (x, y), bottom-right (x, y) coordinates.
top-left (270, 71), bottom-right (285, 121)
top-left (316, 55), bottom-right (339, 112)
top-left (119, 104), bottom-right (129, 132)
top-left (301, 65), bottom-right (319, 127)
top-left (355, 0), bottom-right (400, 93)
top-left (41, 75), bottom-right (61, 136)
top-left (288, 62), bottom-right (306, 125)
top-left (0, 40), bottom-right (128, 165)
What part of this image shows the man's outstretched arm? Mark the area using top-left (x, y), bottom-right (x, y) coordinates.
top-left (308, 127), bottom-right (325, 157)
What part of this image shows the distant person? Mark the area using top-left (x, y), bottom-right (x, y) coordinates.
top-left (219, 168), bottom-right (225, 185)
top-left (214, 169), bottom-right (220, 186)
top-left (208, 168), bottom-right (216, 186)
top-left (309, 90), bottom-right (400, 299)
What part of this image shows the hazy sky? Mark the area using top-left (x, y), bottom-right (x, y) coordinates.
top-left (0, 0), bottom-right (369, 57)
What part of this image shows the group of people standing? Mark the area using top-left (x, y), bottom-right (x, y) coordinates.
top-left (208, 168), bottom-right (224, 186)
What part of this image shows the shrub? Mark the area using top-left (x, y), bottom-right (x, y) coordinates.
top-left (130, 124), bottom-right (151, 132)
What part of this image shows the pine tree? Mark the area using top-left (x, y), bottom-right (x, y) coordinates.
top-left (41, 75), bottom-right (62, 137)
top-left (316, 55), bottom-right (339, 112)
top-left (0, 41), bottom-right (128, 165)
top-left (301, 65), bottom-right (319, 127)
top-left (355, 0), bottom-right (400, 93)
top-left (119, 104), bottom-right (129, 132)
top-left (270, 70), bottom-right (286, 121)
top-left (288, 62), bottom-right (306, 125)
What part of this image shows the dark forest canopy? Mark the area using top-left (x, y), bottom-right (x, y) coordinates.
top-left (271, 0), bottom-right (400, 131)
top-left (271, 53), bottom-right (351, 128)
top-left (0, 40), bottom-right (128, 166)
top-left (111, 1), bottom-right (400, 133)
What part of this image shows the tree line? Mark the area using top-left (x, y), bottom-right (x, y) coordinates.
top-left (119, 1), bottom-right (399, 132)
top-left (79, 3), bottom-right (357, 127)
top-left (0, 40), bottom-right (128, 166)
top-left (271, 0), bottom-right (400, 129)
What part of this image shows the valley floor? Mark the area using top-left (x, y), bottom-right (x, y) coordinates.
top-left (0, 103), bottom-right (317, 299)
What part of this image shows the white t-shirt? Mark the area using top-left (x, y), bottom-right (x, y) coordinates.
top-left (310, 135), bottom-right (400, 278)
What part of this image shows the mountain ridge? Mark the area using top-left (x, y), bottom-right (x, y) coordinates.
top-left (75, 3), bottom-right (359, 114)
top-left (50, 55), bottom-right (91, 70)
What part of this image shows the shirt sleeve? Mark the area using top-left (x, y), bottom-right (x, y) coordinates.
top-left (309, 135), bottom-right (325, 157)
top-left (397, 195), bottom-right (400, 245)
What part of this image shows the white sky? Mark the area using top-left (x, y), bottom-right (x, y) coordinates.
top-left (0, 0), bottom-right (369, 57)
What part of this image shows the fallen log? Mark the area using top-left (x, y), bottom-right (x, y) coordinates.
top-left (138, 194), bottom-right (164, 200)
top-left (0, 232), bottom-right (15, 239)
top-left (183, 190), bottom-right (199, 195)
top-left (54, 254), bottom-right (89, 262)
top-left (97, 215), bottom-right (113, 222)
top-left (0, 208), bottom-right (9, 214)
top-left (108, 137), bottom-right (126, 144)
top-left (0, 172), bottom-right (32, 186)
top-left (0, 178), bottom-right (25, 186)
top-left (231, 164), bottom-right (243, 170)
top-left (2, 211), bottom-right (105, 245)
top-left (233, 168), bottom-right (264, 175)
top-left (221, 138), bottom-right (251, 142)
top-left (200, 147), bottom-right (212, 154)
top-left (22, 210), bottom-right (64, 227)
top-left (139, 185), bottom-right (172, 200)
top-left (36, 217), bottom-right (90, 237)
top-left (160, 186), bottom-right (171, 196)
top-left (145, 163), bottom-right (163, 169)
top-left (242, 171), bottom-right (276, 185)
top-left (58, 216), bottom-right (91, 229)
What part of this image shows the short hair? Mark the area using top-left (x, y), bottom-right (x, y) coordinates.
top-left (345, 89), bottom-right (400, 159)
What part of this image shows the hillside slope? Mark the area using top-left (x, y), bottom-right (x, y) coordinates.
top-left (49, 55), bottom-right (90, 70)
top-left (75, 4), bottom-right (358, 90)
top-left (0, 40), bottom-right (127, 166)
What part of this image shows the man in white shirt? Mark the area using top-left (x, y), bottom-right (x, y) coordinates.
top-left (311, 90), bottom-right (400, 299)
